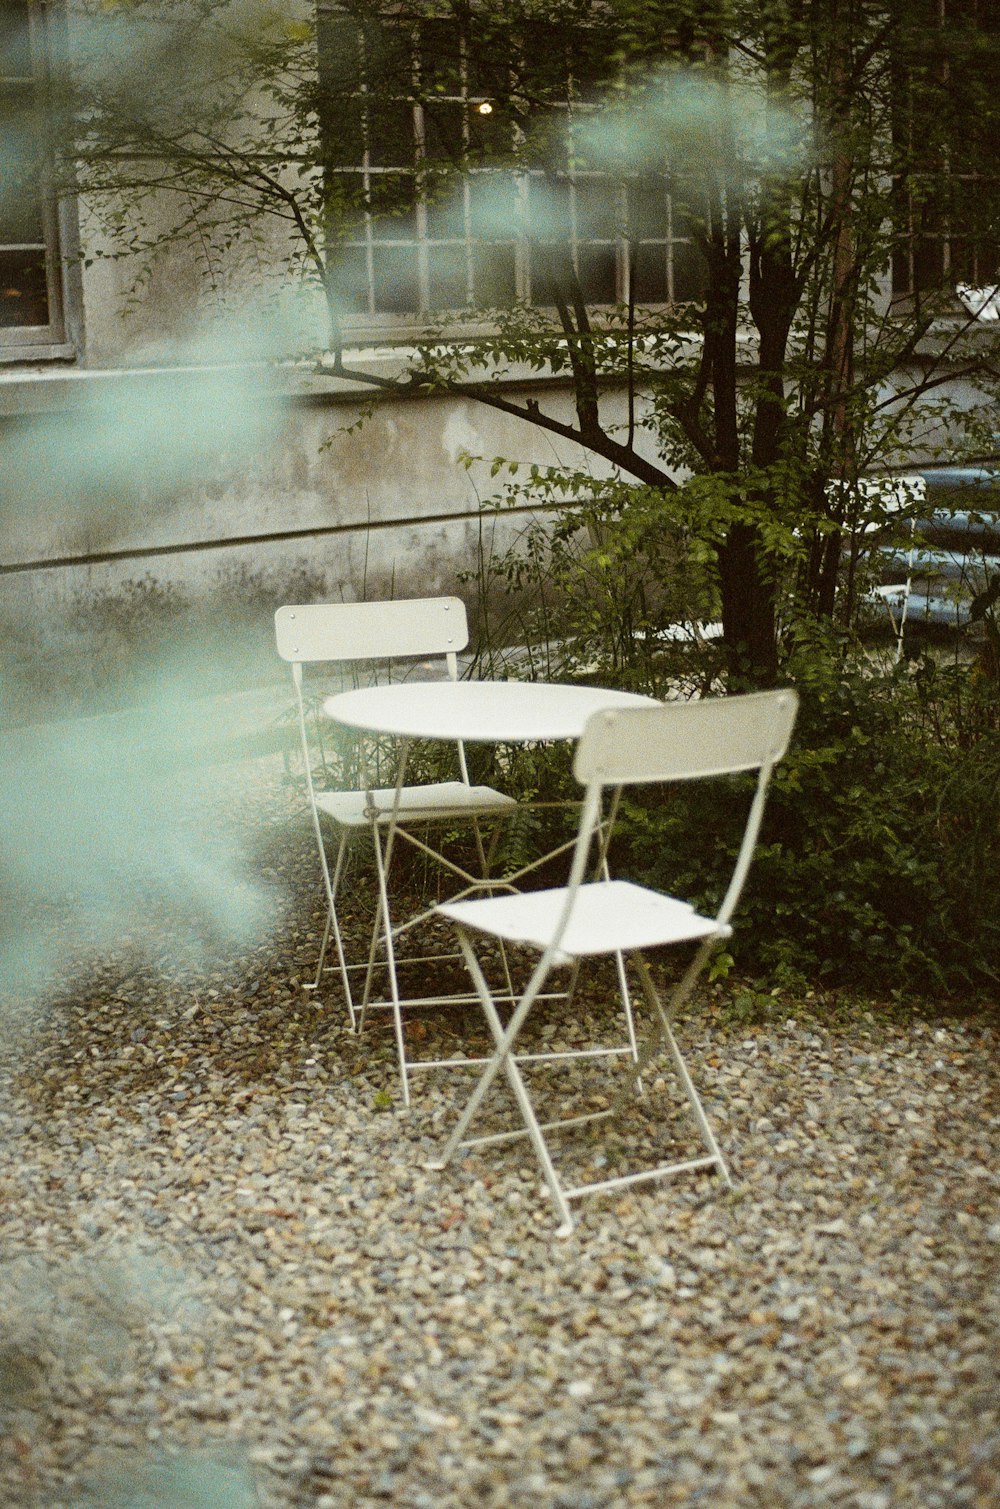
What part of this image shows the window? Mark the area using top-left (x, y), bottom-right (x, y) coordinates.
top-left (1, 0), bottom-right (78, 357)
top-left (891, 0), bottom-right (1000, 300)
top-left (316, 2), bottom-right (703, 322)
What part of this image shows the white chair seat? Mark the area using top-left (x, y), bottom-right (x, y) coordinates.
top-left (315, 782), bottom-right (516, 828)
top-left (439, 880), bottom-right (728, 958)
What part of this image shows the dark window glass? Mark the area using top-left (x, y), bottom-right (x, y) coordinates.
top-left (575, 178), bottom-right (620, 240)
top-left (529, 241), bottom-right (574, 299)
top-left (519, 23), bottom-right (571, 99)
top-left (320, 102), bottom-right (364, 168)
top-left (0, 0), bottom-right (71, 346)
top-left (468, 173), bottom-right (519, 238)
top-left (912, 233), bottom-right (944, 292)
top-left (367, 170), bottom-right (417, 231)
top-left (0, 247), bottom-right (48, 327)
top-left (368, 98), bottom-right (413, 168)
top-left (466, 25), bottom-right (509, 98)
top-left (671, 239), bottom-right (705, 301)
top-left (0, 0), bottom-right (33, 76)
top-left (361, 14), bottom-right (411, 90)
top-left (891, 2), bottom-right (1000, 294)
top-left (627, 176), bottom-right (669, 241)
top-left (428, 242), bottom-right (469, 309)
top-left (568, 25), bottom-right (613, 104)
top-left (471, 243), bottom-right (517, 307)
top-left (328, 243), bottom-right (371, 314)
top-left (466, 102), bottom-right (513, 163)
top-left (632, 243), bottom-right (667, 303)
top-left (371, 245), bottom-right (420, 313)
top-left (423, 100), bottom-right (464, 161)
top-left (314, 6), bottom-right (694, 315)
top-left (315, 14), bottom-right (360, 95)
top-left (1, 77), bottom-right (47, 237)
top-left (526, 176), bottom-right (571, 241)
top-left (419, 18), bottom-right (461, 95)
top-left (577, 243), bottom-right (616, 303)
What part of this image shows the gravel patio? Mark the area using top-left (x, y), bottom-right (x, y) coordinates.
top-left (1, 751), bottom-right (997, 1509)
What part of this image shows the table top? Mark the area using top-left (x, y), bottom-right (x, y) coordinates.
top-left (323, 679), bottom-right (658, 743)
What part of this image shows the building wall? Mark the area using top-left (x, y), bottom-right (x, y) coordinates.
top-left (0, 352), bottom-right (659, 717)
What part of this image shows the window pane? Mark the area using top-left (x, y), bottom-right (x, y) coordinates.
top-left (575, 178), bottom-right (621, 240)
top-left (632, 244), bottom-right (667, 303)
top-left (468, 173), bottom-right (520, 238)
top-left (324, 168), bottom-right (367, 221)
top-left (423, 101), bottom-right (464, 161)
top-left (0, 0), bottom-right (33, 78)
top-left (569, 26), bottom-right (613, 104)
top-left (320, 101), bottom-right (364, 169)
top-left (371, 245), bottom-right (420, 312)
top-left (419, 19), bottom-right (461, 94)
top-left (362, 15), bottom-right (412, 90)
top-left (913, 233), bottom-right (944, 291)
top-left (471, 243), bottom-right (517, 307)
top-left (467, 25), bottom-right (510, 98)
top-left (669, 179), bottom-right (706, 237)
top-left (367, 171), bottom-right (416, 232)
top-left (425, 188), bottom-right (465, 240)
top-left (466, 103), bottom-right (513, 163)
top-left (0, 85), bottom-right (45, 243)
top-left (371, 207), bottom-right (417, 242)
top-left (526, 176), bottom-right (571, 240)
top-left (328, 243), bottom-right (370, 314)
top-left (520, 24), bottom-right (571, 98)
top-left (315, 14), bottom-right (361, 95)
top-left (671, 239), bottom-right (706, 301)
top-left (428, 242), bottom-right (468, 309)
top-left (368, 99), bottom-right (414, 168)
top-left (577, 243), bottom-right (617, 304)
top-left (627, 176), bottom-right (669, 241)
top-left (0, 247), bottom-right (48, 327)
top-left (528, 241), bottom-right (574, 298)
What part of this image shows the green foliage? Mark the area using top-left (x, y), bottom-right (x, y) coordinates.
top-left (465, 463), bottom-right (724, 693)
top-left (614, 648), bottom-right (1000, 992)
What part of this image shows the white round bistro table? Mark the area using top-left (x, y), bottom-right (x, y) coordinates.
top-left (323, 678), bottom-right (657, 745)
top-left (321, 678), bottom-right (659, 1105)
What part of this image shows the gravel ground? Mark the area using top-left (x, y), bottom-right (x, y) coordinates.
top-left (1, 752), bottom-right (998, 1509)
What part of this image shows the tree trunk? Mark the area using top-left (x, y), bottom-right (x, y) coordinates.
top-left (718, 523), bottom-right (779, 689)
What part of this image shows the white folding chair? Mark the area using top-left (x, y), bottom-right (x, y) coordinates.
top-left (426, 688), bottom-right (799, 1236)
top-left (275, 598), bottom-right (517, 1105)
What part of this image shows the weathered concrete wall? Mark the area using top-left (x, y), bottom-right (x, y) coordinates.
top-left (0, 363), bottom-right (656, 716)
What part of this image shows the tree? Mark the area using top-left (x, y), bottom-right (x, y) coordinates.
top-left (60, 0), bottom-right (1000, 687)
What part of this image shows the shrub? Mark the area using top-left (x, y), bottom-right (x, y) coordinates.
top-left (616, 651), bottom-right (1000, 993)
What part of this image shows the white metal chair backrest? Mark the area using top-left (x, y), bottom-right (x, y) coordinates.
top-left (275, 598), bottom-right (476, 791)
top-left (564, 689), bottom-right (798, 940)
top-left (274, 598), bottom-right (469, 677)
top-left (574, 688), bottom-right (798, 786)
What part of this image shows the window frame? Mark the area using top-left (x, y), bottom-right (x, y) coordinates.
top-left (317, 2), bottom-right (703, 331)
top-left (1, 0), bottom-right (81, 363)
top-left (889, 0), bottom-right (1000, 304)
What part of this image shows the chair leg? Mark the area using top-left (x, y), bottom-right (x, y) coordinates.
top-left (598, 849), bottom-right (641, 1073)
top-left (310, 908), bottom-right (333, 992)
top-left (327, 840), bottom-right (359, 1030)
top-left (631, 951), bottom-right (732, 1187)
top-left (365, 819), bottom-right (411, 1108)
top-left (426, 930), bottom-right (576, 1236)
top-left (306, 832), bottom-right (361, 1030)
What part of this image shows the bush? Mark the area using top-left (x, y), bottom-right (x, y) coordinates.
top-left (616, 652), bottom-right (1000, 993)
